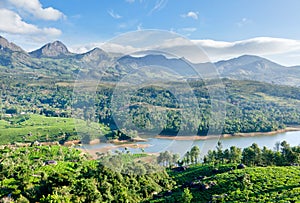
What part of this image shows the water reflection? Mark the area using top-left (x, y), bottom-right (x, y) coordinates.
top-left (80, 131), bottom-right (300, 157)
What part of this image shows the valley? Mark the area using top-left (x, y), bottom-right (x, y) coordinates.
top-left (1, 36), bottom-right (300, 202)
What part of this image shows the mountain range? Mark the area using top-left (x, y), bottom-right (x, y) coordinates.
top-left (1, 36), bottom-right (299, 86)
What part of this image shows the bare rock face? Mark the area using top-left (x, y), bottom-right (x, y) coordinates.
top-left (29, 41), bottom-right (72, 58)
top-left (0, 36), bottom-right (31, 68)
top-left (0, 36), bottom-right (25, 52)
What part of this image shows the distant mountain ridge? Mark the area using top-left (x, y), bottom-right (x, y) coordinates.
top-left (78, 48), bottom-right (110, 62)
top-left (0, 36), bottom-right (300, 86)
top-left (214, 55), bottom-right (300, 86)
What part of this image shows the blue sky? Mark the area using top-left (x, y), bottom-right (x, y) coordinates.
top-left (0, 0), bottom-right (300, 65)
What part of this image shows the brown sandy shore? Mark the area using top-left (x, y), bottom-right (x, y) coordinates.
top-left (155, 126), bottom-right (300, 141)
top-left (80, 126), bottom-right (300, 156)
top-left (80, 143), bottom-right (151, 158)
top-left (107, 137), bottom-right (148, 144)
top-left (2, 127), bottom-right (300, 156)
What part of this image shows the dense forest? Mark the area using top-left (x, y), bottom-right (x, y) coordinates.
top-left (1, 74), bottom-right (300, 144)
top-left (1, 141), bottom-right (300, 202)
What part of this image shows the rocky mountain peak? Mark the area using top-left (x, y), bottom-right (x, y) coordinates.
top-left (0, 36), bottom-right (25, 52)
top-left (29, 40), bottom-right (72, 58)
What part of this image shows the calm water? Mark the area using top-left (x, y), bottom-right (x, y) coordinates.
top-left (80, 131), bottom-right (300, 157)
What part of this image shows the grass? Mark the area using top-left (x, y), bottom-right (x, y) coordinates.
top-left (0, 114), bottom-right (112, 144)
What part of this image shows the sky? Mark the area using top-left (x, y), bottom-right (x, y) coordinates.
top-left (0, 0), bottom-right (300, 65)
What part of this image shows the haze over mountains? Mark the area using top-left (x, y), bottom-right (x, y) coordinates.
top-left (1, 36), bottom-right (299, 86)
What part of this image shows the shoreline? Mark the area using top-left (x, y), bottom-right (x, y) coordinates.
top-left (155, 127), bottom-right (300, 141)
top-left (107, 137), bottom-right (148, 144)
top-left (2, 127), bottom-right (300, 151)
top-left (79, 143), bottom-right (150, 158)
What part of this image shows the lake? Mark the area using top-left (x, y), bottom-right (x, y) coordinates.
top-left (79, 131), bottom-right (300, 157)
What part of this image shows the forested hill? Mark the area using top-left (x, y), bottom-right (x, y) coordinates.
top-left (1, 74), bottom-right (300, 144)
top-left (1, 141), bottom-right (300, 202)
top-left (1, 35), bottom-right (300, 86)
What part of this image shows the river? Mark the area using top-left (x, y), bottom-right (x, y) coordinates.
top-left (79, 131), bottom-right (300, 157)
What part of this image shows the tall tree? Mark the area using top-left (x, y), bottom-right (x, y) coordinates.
top-left (190, 146), bottom-right (200, 164)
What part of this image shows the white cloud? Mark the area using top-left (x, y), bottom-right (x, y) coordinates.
top-left (6, 0), bottom-right (65, 21)
top-left (72, 36), bottom-right (300, 66)
top-left (118, 23), bottom-right (128, 29)
top-left (117, 19), bottom-right (139, 29)
top-left (0, 0), bottom-right (63, 44)
top-left (237, 18), bottom-right (252, 27)
top-left (125, 0), bottom-right (167, 15)
top-left (0, 9), bottom-right (38, 34)
top-left (192, 37), bottom-right (300, 57)
top-left (102, 43), bottom-right (139, 54)
top-left (191, 37), bottom-right (300, 65)
top-left (140, 36), bottom-right (300, 64)
top-left (70, 42), bottom-right (138, 54)
top-left (150, 37), bottom-right (300, 64)
top-left (108, 10), bottom-right (122, 19)
top-left (137, 23), bottom-right (143, 31)
top-left (0, 8), bottom-right (61, 36)
top-left (42, 27), bottom-right (62, 36)
top-left (69, 43), bottom-right (100, 54)
top-left (180, 27), bottom-right (197, 32)
top-left (149, 0), bottom-right (168, 15)
top-left (181, 11), bottom-right (198, 20)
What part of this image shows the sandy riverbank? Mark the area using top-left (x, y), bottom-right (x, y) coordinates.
top-left (107, 137), bottom-right (148, 144)
top-left (80, 143), bottom-right (150, 158)
top-left (155, 126), bottom-right (300, 141)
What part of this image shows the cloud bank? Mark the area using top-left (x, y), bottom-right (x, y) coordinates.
top-left (181, 11), bottom-right (199, 20)
top-left (193, 37), bottom-right (300, 63)
top-left (70, 37), bottom-right (300, 66)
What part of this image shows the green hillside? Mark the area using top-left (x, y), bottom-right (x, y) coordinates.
top-left (0, 114), bottom-right (112, 144)
top-left (1, 144), bottom-right (300, 202)
top-left (152, 165), bottom-right (300, 203)
top-left (0, 145), bottom-right (174, 202)
top-left (2, 77), bottom-right (300, 141)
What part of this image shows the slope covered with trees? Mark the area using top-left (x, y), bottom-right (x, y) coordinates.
top-left (0, 145), bottom-right (174, 202)
top-left (2, 75), bottom-right (300, 144)
top-left (153, 141), bottom-right (300, 202)
top-left (1, 141), bottom-right (300, 202)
